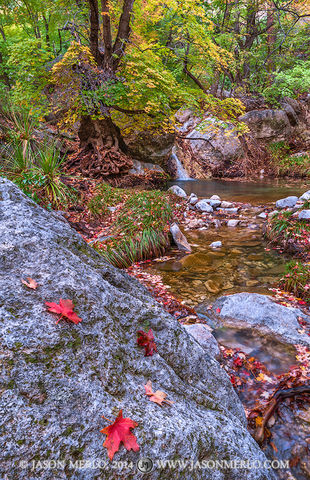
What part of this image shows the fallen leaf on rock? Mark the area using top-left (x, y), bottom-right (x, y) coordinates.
top-left (137, 329), bottom-right (157, 356)
top-left (144, 380), bottom-right (173, 406)
top-left (45, 299), bottom-right (82, 324)
top-left (21, 277), bottom-right (38, 290)
top-left (101, 410), bottom-right (140, 460)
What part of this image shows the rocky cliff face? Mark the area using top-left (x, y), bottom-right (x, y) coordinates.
top-left (0, 178), bottom-right (273, 480)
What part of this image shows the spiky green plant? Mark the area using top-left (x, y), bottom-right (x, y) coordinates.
top-left (94, 189), bottom-right (173, 268)
top-left (279, 261), bottom-right (310, 303)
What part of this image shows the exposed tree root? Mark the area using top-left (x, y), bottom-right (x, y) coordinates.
top-left (255, 385), bottom-right (310, 444)
top-left (66, 146), bottom-right (133, 178)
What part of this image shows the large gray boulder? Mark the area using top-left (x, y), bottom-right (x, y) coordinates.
top-left (0, 179), bottom-right (272, 480)
top-left (213, 293), bottom-right (310, 347)
top-left (185, 116), bottom-right (244, 175)
top-left (239, 109), bottom-right (291, 141)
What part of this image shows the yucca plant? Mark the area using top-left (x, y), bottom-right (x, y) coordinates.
top-left (1, 139), bottom-right (32, 176)
top-left (34, 142), bottom-right (74, 207)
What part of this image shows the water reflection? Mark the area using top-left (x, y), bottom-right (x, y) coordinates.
top-left (169, 178), bottom-right (308, 205)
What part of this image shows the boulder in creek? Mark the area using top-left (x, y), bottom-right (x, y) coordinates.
top-left (170, 223), bottom-right (192, 252)
top-left (275, 196), bottom-right (298, 209)
top-left (212, 293), bottom-right (310, 348)
top-left (298, 209), bottom-right (310, 221)
top-left (0, 178), bottom-right (274, 480)
top-left (195, 200), bottom-right (214, 213)
top-left (168, 185), bottom-right (187, 198)
top-left (186, 116), bottom-right (244, 175)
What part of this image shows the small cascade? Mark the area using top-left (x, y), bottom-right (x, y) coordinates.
top-left (171, 146), bottom-right (191, 179)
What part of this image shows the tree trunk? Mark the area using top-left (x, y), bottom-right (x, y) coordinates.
top-left (67, 115), bottom-right (132, 178)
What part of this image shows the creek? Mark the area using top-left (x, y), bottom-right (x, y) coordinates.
top-left (143, 178), bottom-right (310, 479)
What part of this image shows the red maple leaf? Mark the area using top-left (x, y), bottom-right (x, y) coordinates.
top-left (137, 329), bottom-right (157, 356)
top-left (101, 410), bottom-right (140, 460)
top-left (45, 299), bottom-right (82, 324)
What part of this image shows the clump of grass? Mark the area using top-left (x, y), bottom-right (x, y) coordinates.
top-left (94, 190), bottom-right (173, 268)
top-left (265, 211), bottom-right (310, 256)
top-left (267, 141), bottom-right (310, 177)
top-left (88, 183), bottom-right (124, 217)
top-left (279, 261), bottom-right (310, 303)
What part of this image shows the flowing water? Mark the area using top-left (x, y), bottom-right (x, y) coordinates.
top-left (148, 178), bottom-right (310, 479)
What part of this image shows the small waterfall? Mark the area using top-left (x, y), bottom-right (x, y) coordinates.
top-left (171, 146), bottom-right (191, 179)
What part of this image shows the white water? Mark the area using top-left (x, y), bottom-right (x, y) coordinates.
top-left (171, 147), bottom-right (191, 180)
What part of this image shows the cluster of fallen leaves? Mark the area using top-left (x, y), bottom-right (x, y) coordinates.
top-left (22, 274), bottom-right (173, 461)
top-left (219, 343), bottom-right (310, 442)
top-left (100, 328), bottom-right (176, 460)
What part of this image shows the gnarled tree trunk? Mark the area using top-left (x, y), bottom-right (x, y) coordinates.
top-left (67, 116), bottom-right (133, 178)
top-left (71, 0), bottom-right (136, 177)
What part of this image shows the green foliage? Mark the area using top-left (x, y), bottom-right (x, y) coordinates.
top-left (93, 189), bottom-right (173, 268)
top-left (263, 61), bottom-right (310, 104)
top-left (279, 261), bottom-right (310, 303)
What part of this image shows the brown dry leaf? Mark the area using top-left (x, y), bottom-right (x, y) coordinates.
top-left (21, 277), bottom-right (38, 290)
top-left (144, 380), bottom-right (173, 406)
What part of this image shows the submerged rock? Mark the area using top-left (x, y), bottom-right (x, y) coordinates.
top-left (213, 293), bottom-right (310, 348)
top-left (0, 179), bottom-right (273, 480)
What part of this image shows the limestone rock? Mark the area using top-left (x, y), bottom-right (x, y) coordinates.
top-left (275, 196), bottom-right (298, 209)
top-left (188, 193), bottom-right (198, 205)
top-left (183, 324), bottom-right (220, 358)
top-left (300, 190), bottom-right (310, 202)
top-left (168, 185), bottom-right (187, 198)
top-left (0, 179), bottom-right (273, 480)
top-left (210, 241), bottom-right (222, 248)
top-left (195, 200), bottom-right (213, 213)
top-left (213, 293), bottom-right (310, 347)
top-left (170, 223), bottom-right (192, 252)
top-left (227, 219), bottom-right (239, 227)
top-left (298, 209), bottom-right (310, 221)
top-left (239, 109), bottom-right (291, 141)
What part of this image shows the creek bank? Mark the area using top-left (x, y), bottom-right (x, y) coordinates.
top-left (0, 178), bottom-right (273, 480)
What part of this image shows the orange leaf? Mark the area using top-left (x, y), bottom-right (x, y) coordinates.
top-left (45, 299), bottom-right (82, 324)
top-left (255, 416), bottom-right (263, 427)
top-left (21, 277), bottom-right (38, 290)
top-left (144, 380), bottom-right (173, 406)
top-left (100, 410), bottom-right (139, 460)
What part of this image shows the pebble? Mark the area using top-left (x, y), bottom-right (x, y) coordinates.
top-left (210, 241), bottom-right (222, 248)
